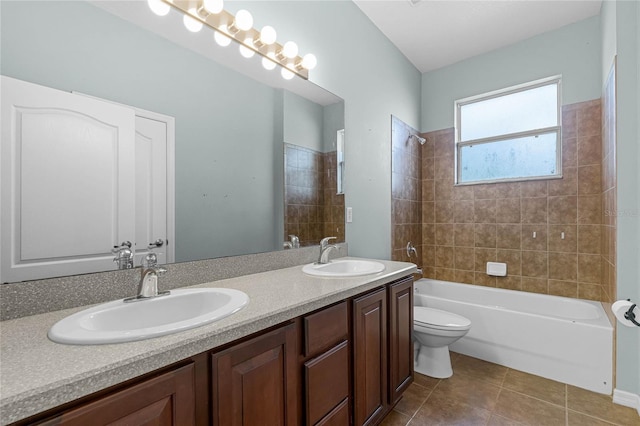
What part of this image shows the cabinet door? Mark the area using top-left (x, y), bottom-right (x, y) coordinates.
top-left (37, 364), bottom-right (195, 425)
top-left (388, 278), bottom-right (414, 404)
top-left (0, 76), bottom-right (135, 282)
top-left (352, 288), bottom-right (387, 426)
top-left (211, 323), bottom-right (298, 426)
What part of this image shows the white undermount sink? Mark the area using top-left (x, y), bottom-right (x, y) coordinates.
top-left (302, 259), bottom-right (385, 277)
top-left (48, 288), bottom-right (249, 345)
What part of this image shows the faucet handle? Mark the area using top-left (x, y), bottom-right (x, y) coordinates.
top-left (142, 253), bottom-right (158, 269)
top-left (320, 236), bottom-right (337, 248)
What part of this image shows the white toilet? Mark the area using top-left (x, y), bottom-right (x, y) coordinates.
top-left (413, 306), bottom-right (472, 379)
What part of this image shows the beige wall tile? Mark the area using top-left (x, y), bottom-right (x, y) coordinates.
top-left (521, 225), bottom-right (548, 251)
top-left (435, 223), bottom-right (455, 246)
top-left (422, 201), bottom-right (435, 223)
top-left (434, 157), bottom-right (454, 180)
top-left (578, 254), bottom-right (601, 284)
top-left (455, 247), bottom-right (475, 271)
top-left (548, 196), bottom-right (577, 224)
top-left (474, 199), bottom-right (497, 223)
top-left (548, 279), bottom-right (578, 298)
top-left (435, 200), bottom-right (454, 223)
top-left (497, 249), bottom-right (522, 275)
top-left (497, 224), bottom-right (522, 250)
top-left (452, 185), bottom-right (475, 200)
top-left (578, 134), bottom-right (602, 166)
top-left (422, 179), bottom-right (434, 201)
top-left (435, 178), bottom-right (454, 200)
top-left (548, 252), bottom-right (577, 281)
top-left (475, 248), bottom-right (497, 272)
top-left (475, 224), bottom-right (497, 248)
top-left (455, 224), bottom-right (476, 247)
top-left (422, 223), bottom-right (435, 246)
top-left (562, 108), bottom-right (577, 139)
top-left (548, 225), bottom-right (577, 253)
top-left (474, 184), bottom-right (499, 200)
top-left (455, 270), bottom-right (475, 285)
top-left (474, 272), bottom-right (497, 287)
top-left (578, 283), bottom-right (604, 301)
top-left (548, 167), bottom-right (577, 196)
top-left (496, 198), bottom-right (521, 223)
top-left (578, 225), bottom-right (601, 254)
top-left (435, 267), bottom-right (455, 282)
top-left (577, 195), bottom-right (601, 224)
top-left (563, 137), bottom-right (578, 168)
top-left (522, 277), bottom-right (548, 294)
top-left (521, 251), bottom-right (548, 278)
top-left (578, 164), bottom-right (602, 195)
top-left (454, 200), bottom-right (475, 223)
top-left (521, 198), bottom-right (547, 223)
top-left (494, 182), bottom-right (521, 198)
top-left (436, 246), bottom-right (455, 268)
top-left (521, 181), bottom-right (548, 198)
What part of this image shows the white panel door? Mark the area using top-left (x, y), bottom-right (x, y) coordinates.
top-left (134, 116), bottom-right (168, 266)
top-left (1, 76), bottom-right (135, 282)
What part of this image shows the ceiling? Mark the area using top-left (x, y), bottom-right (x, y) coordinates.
top-left (353, 0), bottom-right (603, 73)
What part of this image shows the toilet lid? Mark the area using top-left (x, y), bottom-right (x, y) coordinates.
top-left (414, 307), bottom-right (471, 331)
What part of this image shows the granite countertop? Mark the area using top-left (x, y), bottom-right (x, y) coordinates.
top-left (0, 258), bottom-right (415, 425)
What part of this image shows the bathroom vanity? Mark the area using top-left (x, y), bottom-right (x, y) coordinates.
top-left (0, 259), bottom-right (415, 426)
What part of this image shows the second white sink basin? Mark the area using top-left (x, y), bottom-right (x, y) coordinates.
top-left (303, 259), bottom-right (385, 277)
top-left (48, 288), bottom-right (249, 345)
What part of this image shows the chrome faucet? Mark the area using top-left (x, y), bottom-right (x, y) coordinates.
top-left (124, 253), bottom-right (169, 303)
top-left (317, 237), bottom-right (339, 264)
top-left (283, 234), bottom-right (300, 249)
top-left (112, 241), bottom-right (134, 270)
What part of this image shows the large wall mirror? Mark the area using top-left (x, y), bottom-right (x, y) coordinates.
top-left (0, 0), bottom-right (344, 283)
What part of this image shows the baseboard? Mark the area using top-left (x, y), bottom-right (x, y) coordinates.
top-left (613, 389), bottom-right (640, 415)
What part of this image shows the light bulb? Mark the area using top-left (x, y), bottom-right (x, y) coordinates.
top-left (214, 25), bottom-right (231, 46)
top-left (203, 0), bottom-right (223, 14)
top-left (262, 52), bottom-right (277, 70)
top-left (147, 0), bottom-right (170, 16)
top-left (183, 9), bottom-right (203, 32)
top-left (239, 38), bottom-right (255, 58)
top-left (234, 9), bottom-right (253, 31)
top-left (259, 26), bottom-right (277, 45)
top-left (281, 67), bottom-right (295, 80)
top-left (301, 53), bottom-right (317, 70)
top-left (282, 41), bottom-right (298, 59)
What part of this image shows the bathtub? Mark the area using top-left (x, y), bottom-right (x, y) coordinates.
top-left (414, 278), bottom-right (613, 394)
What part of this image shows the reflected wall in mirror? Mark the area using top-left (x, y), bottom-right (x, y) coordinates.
top-left (0, 0), bottom-right (344, 283)
top-left (283, 92), bottom-right (345, 247)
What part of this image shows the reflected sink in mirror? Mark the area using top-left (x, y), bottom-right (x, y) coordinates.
top-left (48, 288), bottom-right (249, 345)
top-left (302, 259), bottom-right (385, 277)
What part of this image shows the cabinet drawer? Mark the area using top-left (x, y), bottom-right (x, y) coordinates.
top-left (304, 341), bottom-right (349, 425)
top-left (303, 301), bottom-right (348, 356)
top-left (315, 398), bottom-right (349, 426)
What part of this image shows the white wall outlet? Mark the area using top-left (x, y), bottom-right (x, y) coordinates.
top-left (346, 207), bottom-right (353, 223)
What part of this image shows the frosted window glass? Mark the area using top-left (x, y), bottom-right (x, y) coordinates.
top-left (460, 84), bottom-right (558, 141)
top-left (459, 132), bottom-right (558, 183)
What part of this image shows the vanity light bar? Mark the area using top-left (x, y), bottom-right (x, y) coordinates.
top-left (154, 0), bottom-right (315, 80)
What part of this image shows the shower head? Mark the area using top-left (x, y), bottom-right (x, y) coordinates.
top-left (408, 134), bottom-right (426, 145)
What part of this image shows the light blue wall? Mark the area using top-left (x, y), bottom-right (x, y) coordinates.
top-left (421, 16), bottom-right (602, 132)
top-left (238, 1), bottom-right (422, 259)
top-left (283, 91), bottom-right (324, 151)
top-left (323, 102), bottom-right (346, 153)
top-left (608, 0), bottom-right (640, 397)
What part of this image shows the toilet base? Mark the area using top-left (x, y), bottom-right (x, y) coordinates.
top-left (414, 345), bottom-right (453, 379)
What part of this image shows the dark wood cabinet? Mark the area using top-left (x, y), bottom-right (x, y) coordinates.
top-left (15, 276), bottom-right (414, 426)
top-left (353, 288), bottom-right (388, 426)
top-left (388, 277), bottom-right (414, 404)
top-left (352, 276), bottom-right (414, 426)
top-left (36, 364), bottom-right (195, 426)
top-left (210, 323), bottom-right (298, 426)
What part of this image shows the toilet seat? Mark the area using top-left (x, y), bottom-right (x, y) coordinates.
top-left (414, 306), bottom-right (471, 331)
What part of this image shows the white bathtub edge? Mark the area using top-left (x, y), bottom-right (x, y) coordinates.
top-left (613, 389), bottom-right (640, 415)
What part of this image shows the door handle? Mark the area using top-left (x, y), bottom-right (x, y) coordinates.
top-left (148, 238), bottom-right (164, 248)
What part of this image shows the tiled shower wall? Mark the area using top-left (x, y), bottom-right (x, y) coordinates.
top-left (601, 62), bottom-right (617, 304)
top-left (284, 143), bottom-right (345, 247)
top-left (391, 116), bottom-right (422, 265)
top-left (401, 99), bottom-right (608, 302)
top-left (419, 100), bottom-right (604, 300)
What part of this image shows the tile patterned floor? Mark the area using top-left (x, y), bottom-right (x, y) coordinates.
top-left (381, 353), bottom-right (640, 426)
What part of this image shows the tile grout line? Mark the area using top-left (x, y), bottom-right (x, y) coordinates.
top-left (565, 384), bottom-right (569, 426)
top-left (404, 380), bottom-right (441, 426)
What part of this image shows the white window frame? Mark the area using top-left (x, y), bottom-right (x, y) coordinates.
top-left (454, 76), bottom-right (562, 185)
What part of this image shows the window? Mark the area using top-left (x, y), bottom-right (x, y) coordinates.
top-left (455, 76), bottom-right (561, 185)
